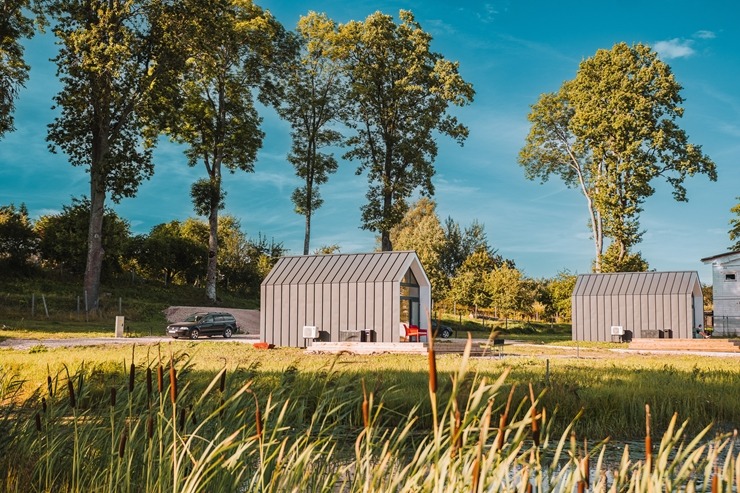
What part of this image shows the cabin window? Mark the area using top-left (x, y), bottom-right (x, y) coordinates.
top-left (725, 273), bottom-right (737, 282)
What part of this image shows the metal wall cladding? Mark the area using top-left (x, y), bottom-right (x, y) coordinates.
top-left (260, 251), bottom-right (432, 347)
top-left (572, 271), bottom-right (703, 341)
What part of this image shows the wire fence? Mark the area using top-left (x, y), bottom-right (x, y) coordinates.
top-left (711, 316), bottom-right (740, 337)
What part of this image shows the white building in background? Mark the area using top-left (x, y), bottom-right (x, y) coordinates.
top-left (701, 251), bottom-right (740, 336)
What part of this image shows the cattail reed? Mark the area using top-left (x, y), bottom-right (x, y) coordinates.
top-left (41, 397), bottom-right (46, 413)
top-left (581, 439), bottom-right (590, 487)
top-left (219, 369), bottom-right (226, 393)
top-left (47, 375), bottom-right (52, 397)
top-left (253, 394), bottom-right (263, 440)
top-left (169, 358), bottom-right (177, 404)
top-left (529, 383), bottom-right (540, 447)
top-left (496, 385), bottom-right (515, 451)
top-left (110, 388), bottom-right (117, 407)
top-left (178, 407), bottom-right (187, 431)
top-left (147, 414), bottom-right (154, 440)
top-left (361, 379), bottom-right (369, 429)
top-left (128, 362), bottom-right (135, 393)
top-left (118, 431), bottom-right (127, 458)
top-left (146, 367), bottom-right (152, 395)
top-left (428, 339), bottom-right (437, 394)
top-left (190, 405), bottom-right (197, 426)
top-left (67, 378), bottom-right (76, 408)
top-left (157, 364), bottom-right (164, 393)
top-left (645, 404), bottom-right (652, 470)
top-left (712, 465), bottom-right (719, 493)
top-left (34, 412), bottom-right (42, 432)
top-left (471, 458), bottom-right (480, 493)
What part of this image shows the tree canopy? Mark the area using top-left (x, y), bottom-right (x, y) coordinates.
top-left (336, 10), bottom-right (474, 251)
top-left (163, 0), bottom-right (293, 302)
top-left (0, 0), bottom-right (35, 138)
top-left (519, 42), bottom-right (716, 273)
top-left (45, 0), bottom-right (179, 307)
top-left (276, 12), bottom-right (344, 255)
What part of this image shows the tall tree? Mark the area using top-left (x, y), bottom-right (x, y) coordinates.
top-left (336, 10), bottom-right (474, 251)
top-left (0, 0), bottom-right (35, 139)
top-left (390, 198), bottom-right (447, 301)
top-left (277, 12), bottom-right (343, 255)
top-left (164, 0), bottom-right (292, 302)
top-left (519, 42), bottom-right (716, 272)
top-left (45, 0), bottom-right (177, 308)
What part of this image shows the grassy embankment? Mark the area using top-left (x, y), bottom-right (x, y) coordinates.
top-left (2, 340), bottom-right (739, 491)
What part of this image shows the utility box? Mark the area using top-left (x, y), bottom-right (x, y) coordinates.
top-left (115, 316), bottom-right (125, 338)
top-left (302, 325), bottom-right (319, 339)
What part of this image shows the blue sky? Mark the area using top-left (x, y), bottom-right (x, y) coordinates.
top-left (2, 0), bottom-right (739, 282)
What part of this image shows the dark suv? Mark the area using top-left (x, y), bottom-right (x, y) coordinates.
top-left (167, 312), bottom-right (238, 339)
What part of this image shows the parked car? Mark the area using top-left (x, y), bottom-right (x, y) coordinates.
top-left (432, 320), bottom-right (454, 339)
top-left (167, 312), bottom-right (238, 339)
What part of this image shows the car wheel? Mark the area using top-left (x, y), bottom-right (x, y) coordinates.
top-left (190, 329), bottom-right (200, 340)
top-left (441, 328), bottom-right (453, 339)
top-left (172, 336), bottom-right (179, 339)
top-left (223, 327), bottom-right (233, 338)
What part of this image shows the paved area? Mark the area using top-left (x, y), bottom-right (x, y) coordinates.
top-left (0, 333), bottom-right (260, 350)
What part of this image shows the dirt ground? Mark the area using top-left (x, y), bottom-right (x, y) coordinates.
top-left (163, 306), bottom-right (260, 334)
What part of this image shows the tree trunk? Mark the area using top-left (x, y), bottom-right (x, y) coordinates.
top-left (206, 198), bottom-right (218, 303)
top-left (84, 176), bottom-right (106, 312)
top-left (303, 212), bottom-right (311, 255)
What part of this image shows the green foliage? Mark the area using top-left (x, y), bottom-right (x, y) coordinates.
top-left (34, 197), bottom-right (131, 280)
top-left (547, 270), bottom-right (577, 321)
top-left (390, 198), bottom-right (448, 301)
top-left (45, 0), bottom-right (181, 308)
top-left (520, 42), bottom-right (716, 272)
top-left (728, 197), bottom-right (740, 252)
top-left (161, 0), bottom-right (293, 302)
top-left (486, 264), bottom-right (528, 318)
top-left (0, 0), bottom-right (35, 138)
top-left (2, 346), bottom-right (740, 491)
top-left (277, 12), bottom-right (344, 255)
top-left (0, 203), bottom-right (38, 272)
top-left (599, 242), bottom-right (649, 273)
top-left (336, 10), bottom-right (474, 251)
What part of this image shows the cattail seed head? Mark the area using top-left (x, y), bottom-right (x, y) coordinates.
top-left (255, 402), bottom-right (263, 439)
top-left (41, 397), bottom-right (47, 413)
top-left (471, 458), bottom-right (480, 493)
top-left (147, 415), bottom-right (154, 440)
top-left (361, 380), bottom-right (369, 429)
top-left (157, 365), bottom-right (164, 393)
top-left (47, 376), bottom-right (53, 397)
top-left (219, 370), bottom-right (226, 393)
top-left (146, 367), bottom-right (152, 395)
top-left (128, 363), bottom-right (135, 393)
top-left (67, 379), bottom-right (76, 409)
top-left (34, 412), bottom-right (42, 432)
top-left (427, 349), bottom-right (437, 394)
top-left (118, 431), bottom-right (127, 458)
top-left (110, 388), bottom-right (117, 407)
top-left (178, 407), bottom-right (187, 431)
top-left (169, 361), bottom-right (177, 404)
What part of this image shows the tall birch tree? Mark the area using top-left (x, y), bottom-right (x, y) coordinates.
top-left (519, 42), bottom-right (716, 272)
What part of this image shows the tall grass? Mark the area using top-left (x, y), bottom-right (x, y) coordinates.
top-left (1, 339), bottom-right (739, 491)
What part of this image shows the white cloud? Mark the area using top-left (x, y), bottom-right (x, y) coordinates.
top-left (693, 30), bottom-right (716, 39)
top-left (654, 38), bottom-right (695, 59)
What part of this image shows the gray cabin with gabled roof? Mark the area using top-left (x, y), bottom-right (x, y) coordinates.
top-left (260, 251), bottom-right (431, 347)
top-left (701, 251), bottom-right (740, 335)
top-left (572, 271), bottom-right (703, 341)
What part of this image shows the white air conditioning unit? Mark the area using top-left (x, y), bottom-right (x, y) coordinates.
top-left (303, 325), bottom-right (319, 339)
top-left (610, 325), bottom-right (624, 336)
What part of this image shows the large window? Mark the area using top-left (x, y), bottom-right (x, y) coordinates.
top-left (400, 269), bottom-right (420, 326)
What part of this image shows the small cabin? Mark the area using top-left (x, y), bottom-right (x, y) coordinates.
top-left (572, 271), bottom-right (703, 341)
top-left (701, 251), bottom-right (740, 336)
top-left (260, 251), bottom-right (431, 347)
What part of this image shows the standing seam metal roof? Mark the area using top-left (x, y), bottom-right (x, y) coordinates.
top-left (573, 271), bottom-right (699, 296)
top-left (261, 251), bottom-right (421, 286)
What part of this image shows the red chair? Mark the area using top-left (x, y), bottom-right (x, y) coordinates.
top-left (405, 324), bottom-right (428, 342)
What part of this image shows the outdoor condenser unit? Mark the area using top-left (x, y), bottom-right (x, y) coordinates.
top-left (610, 325), bottom-right (624, 336)
top-left (302, 325), bottom-right (319, 339)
